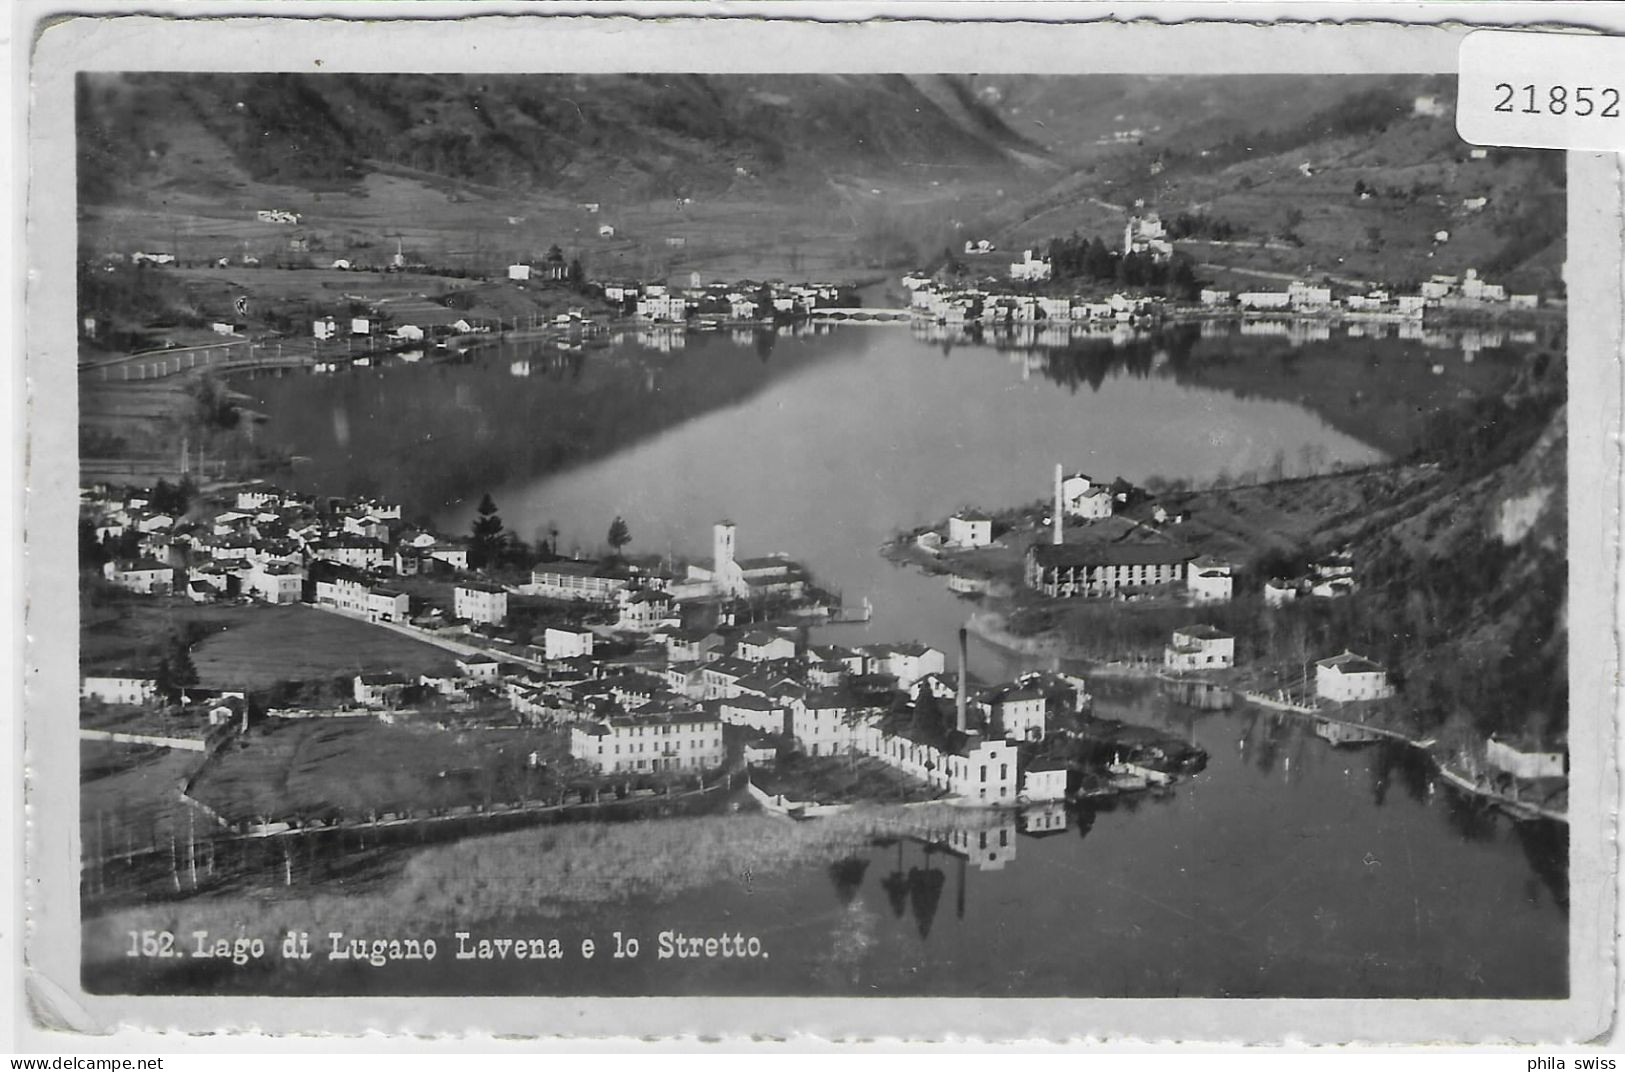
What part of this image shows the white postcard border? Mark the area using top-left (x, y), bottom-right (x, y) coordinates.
top-left (19, 5), bottom-right (1621, 1045)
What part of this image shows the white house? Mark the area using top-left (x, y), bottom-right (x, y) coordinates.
top-left (1315, 651), bottom-right (1395, 702)
top-left (737, 630), bottom-right (797, 663)
top-left (787, 691), bottom-right (861, 757)
top-left (81, 675), bottom-right (158, 706)
top-left (598, 224), bottom-right (616, 238)
top-left (245, 561), bottom-right (303, 604)
top-left (392, 324), bottom-right (426, 343)
top-left (1009, 250), bottom-right (1053, 282)
top-left (617, 589), bottom-right (676, 631)
top-left (862, 643), bottom-right (947, 691)
top-left (719, 694), bottom-right (788, 736)
top-left (1187, 557), bottom-right (1234, 603)
top-left (454, 582), bottom-right (509, 625)
top-left (1063, 476), bottom-right (1113, 520)
top-left (1021, 758), bottom-right (1069, 802)
top-left (1485, 737), bottom-right (1566, 780)
top-left (456, 654), bottom-right (501, 680)
top-left (544, 626), bottom-right (595, 661)
top-left (980, 684), bottom-right (1048, 741)
top-left (103, 558), bottom-right (175, 595)
top-left (311, 536), bottom-right (387, 571)
top-left (947, 511), bottom-right (994, 549)
top-left (1238, 291), bottom-right (1291, 311)
top-left (507, 263), bottom-right (531, 282)
top-left (354, 672), bottom-right (411, 708)
top-left (1287, 282), bottom-right (1333, 309)
top-left (313, 317), bottom-right (338, 341)
top-left (1164, 625), bottom-right (1235, 672)
top-left (1263, 577), bottom-right (1301, 607)
top-left (635, 295), bottom-right (691, 322)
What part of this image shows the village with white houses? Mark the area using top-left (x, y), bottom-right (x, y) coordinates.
top-left (897, 458), bottom-right (1567, 808)
top-left (83, 478), bottom-right (1207, 821)
top-left (900, 206), bottom-right (1543, 333)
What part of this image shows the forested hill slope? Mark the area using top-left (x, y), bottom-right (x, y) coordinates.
top-left (1304, 348), bottom-right (1568, 748)
top-left (77, 73), bottom-right (1044, 205)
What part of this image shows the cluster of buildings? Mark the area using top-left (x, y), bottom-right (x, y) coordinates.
top-left (524, 521), bottom-right (813, 630)
top-left (83, 481), bottom-right (1104, 806)
top-left (903, 276), bottom-right (1160, 327)
top-left (1201, 268), bottom-right (1536, 319)
top-left (84, 482), bottom-right (475, 616)
top-left (1018, 467), bottom-right (1234, 604)
top-left (595, 279), bottom-right (856, 324)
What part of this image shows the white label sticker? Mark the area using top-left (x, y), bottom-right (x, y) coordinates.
top-left (1458, 30), bottom-right (1625, 151)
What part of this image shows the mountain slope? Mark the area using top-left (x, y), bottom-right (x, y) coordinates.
top-left (77, 73), bottom-right (1045, 206)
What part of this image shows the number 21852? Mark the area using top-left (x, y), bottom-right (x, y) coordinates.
top-left (1494, 83), bottom-right (1621, 117)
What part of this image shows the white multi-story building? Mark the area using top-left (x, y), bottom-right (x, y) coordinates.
top-left (861, 643), bottom-right (947, 691)
top-left (979, 684), bottom-right (1048, 741)
top-left (313, 575), bottom-right (408, 622)
top-left (570, 711), bottom-right (726, 774)
top-left (1187, 557), bottom-right (1234, 603)
top-left (246, 561), bottom-right (304, 604)
top-left (1026, 544), bottom-right (1193, 598)
top-left (454, 582), bottom-right (509, 625)
top-left (1315, 651), bottom-right (1395, 702)
top-left (947, 512), bottom-right (994, 549)
top-left (544, 626), bottom-right (595, 661)
top-left (787, 692), bottom-right (865, 757)
top-left (81, 675), bottom-right (158, 706)
top-left (1164, 625), bottom-right (1235, 672)
top-left (635, 295), bottom-right (692, 322)
top-left (863, 723), bottom-right (1020, 805)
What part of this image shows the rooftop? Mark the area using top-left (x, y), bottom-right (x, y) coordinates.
top-left (1175, 624), bottom-right (1233, 641)
top-left (1317, 651), bottom-right (1386, 675)
top-left (1030, 543), bottom-right (1196, 568)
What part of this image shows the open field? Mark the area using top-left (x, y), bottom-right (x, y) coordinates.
top-left (81, 741), bottom-right (208, 866)
top-left (80, 596), bottom-right (461, 686)
top-left (81, 597), bottom-right (265, 675)
top-left (188, 717), bottom-right (576, 824)
top-left (190, 605), bottom-right (460, 688)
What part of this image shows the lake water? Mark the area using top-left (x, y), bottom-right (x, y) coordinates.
top-left (182, 320), bottom-right (1569, 997)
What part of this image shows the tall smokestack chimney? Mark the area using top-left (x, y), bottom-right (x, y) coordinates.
top-left (1053, 463), bottom-right (1064, 546)
top-left (956, 625), bottom-right (969, 733)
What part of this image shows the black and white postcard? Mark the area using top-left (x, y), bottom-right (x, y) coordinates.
top-left (18, 5), bottom-right (1621, 1046)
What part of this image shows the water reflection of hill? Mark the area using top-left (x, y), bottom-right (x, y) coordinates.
top-left (936, 321), bottom-right (1544, 459)
top-left (236, 330), bottom-right (851, 518)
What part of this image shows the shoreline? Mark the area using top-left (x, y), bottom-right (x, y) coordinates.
top-left (966, 600), bottom-right (1567, 825)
